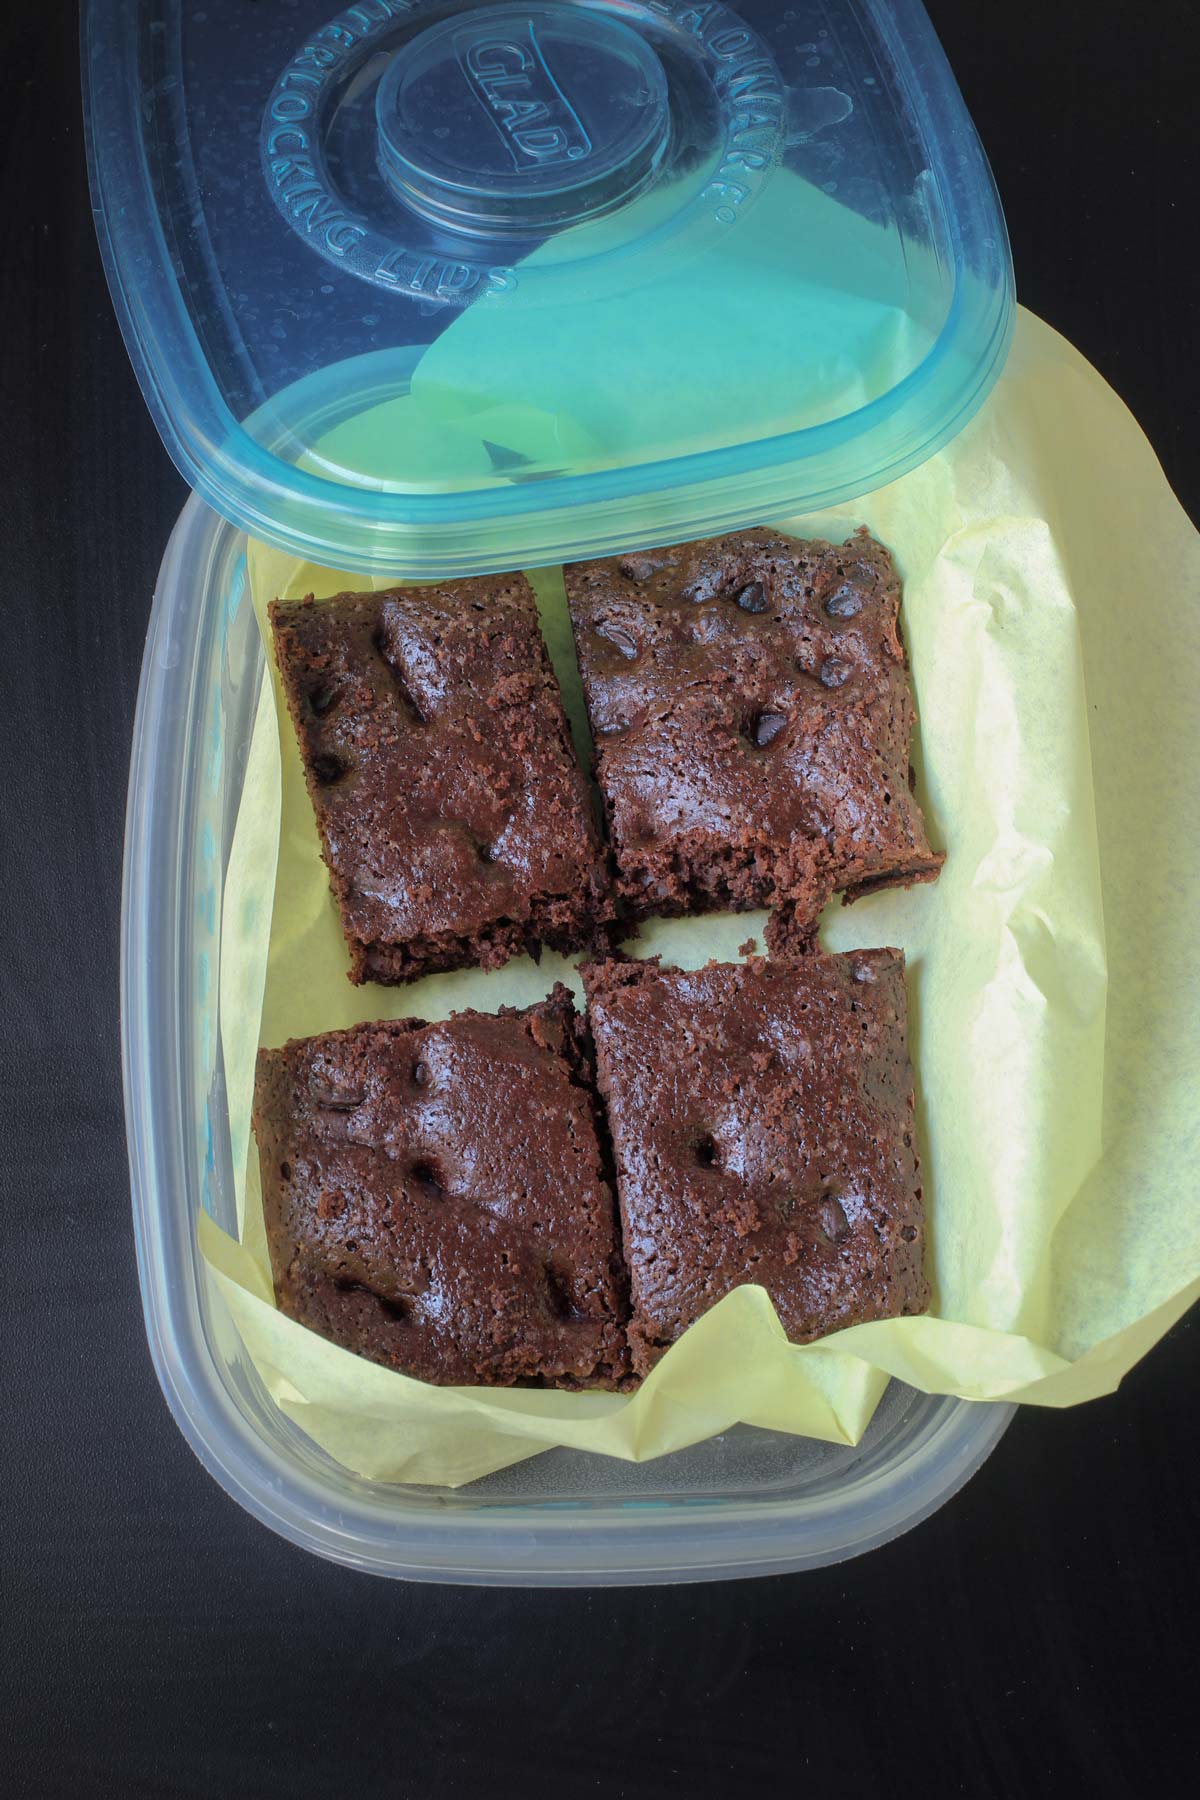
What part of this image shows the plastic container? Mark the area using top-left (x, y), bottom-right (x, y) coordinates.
top-left (95, 0), bottom-right (1019, 1579)
top-left (84, 0), bottom-right (1013, 575)
top-left (122, 491), bottom-right (1012, 1582)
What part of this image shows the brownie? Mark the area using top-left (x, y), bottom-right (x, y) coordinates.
top-left (252, 986), bottom-right (629, 1388)
top-left (270, 577), bottom-right (612, 984)
top-left (583, 953), bottom-right (930, 1376)
top-left (565, 528), bottom-right (942, 949)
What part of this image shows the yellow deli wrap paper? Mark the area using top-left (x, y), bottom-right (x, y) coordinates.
top-left (201, 308), bottom-right (1199, 1486)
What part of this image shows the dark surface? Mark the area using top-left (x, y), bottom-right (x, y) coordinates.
top-left (585, 952), bottom-right (928, 1372)
top-left (3, 3), bottom-right (1197, 1797)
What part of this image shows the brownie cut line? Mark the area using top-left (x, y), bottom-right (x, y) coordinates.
top-left (270, 577), bottom-right (612, 985)
top-left (252, 985), bottom-right (630, 1389)
top-left (583, 952), bottom-right (930, 1377)
top-left (565, 527), bottom-right (943, 951)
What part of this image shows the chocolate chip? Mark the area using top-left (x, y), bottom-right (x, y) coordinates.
top-left (900, 1225), bottom-right (918, 1242)
top-left (816, 1196), bottom-right (850, 1244)
top-left (543, 1263), bottom-right (580, 1320)
top-left (308, 682), bottom-right (337, 717)
top-left (824, 585), bottom-right (863, 619)
top-left (732, 580), bottom-right (768, 613)
top-left (279, 1161), bottom-right (292, 1181)
top-left (819, 656), bottom-right (852, 687)
top-left (412, 1061), bottom-right (430, 1088)
top-left (372, 626), bottom-right (427, 722)
top-left (618, 551), bottom-right (673, 583)
top-left (311, 1081), bottom-right (365, 1111)
top-left (597, 620), bottom-right (639, 660)
top-left (310, 752), bottom-right (347, 786)
top-left (375, 1290), bottom-right (411, 1323)
top-left (749, 710), bottom-right (788, 748)
top-left (333, 1277), bottom-right (410, 1325)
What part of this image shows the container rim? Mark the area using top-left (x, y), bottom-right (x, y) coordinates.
top-left (121, 493), bottom-right (1014, 1584)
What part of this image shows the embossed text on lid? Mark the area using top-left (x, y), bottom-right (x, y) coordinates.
top-left (375, 3), bottom-right (671, 236)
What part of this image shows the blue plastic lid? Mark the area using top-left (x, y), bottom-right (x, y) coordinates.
top-left (84, 0), bottom-right (1013, 577)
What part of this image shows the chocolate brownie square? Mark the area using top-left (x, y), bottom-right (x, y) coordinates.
top-left (583, 953), bottom-right (929, 1376)
top-left (270, 577), bottom-right (612, 984)
top-left (565, 528), bottom-right (942, 949)
top-left (252, 986), bottom-right (629, 1388)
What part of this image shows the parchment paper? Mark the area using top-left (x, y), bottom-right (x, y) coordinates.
top-left (200, 308), bottom-right (1199, 1485)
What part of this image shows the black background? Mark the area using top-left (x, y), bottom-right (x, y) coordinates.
top-left (4, 4), bottom-right (1198, 1796)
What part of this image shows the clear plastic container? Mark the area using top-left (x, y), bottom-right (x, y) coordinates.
top-left (122, 490), bottom-right (1012, 1582)
top-left (96, 0), bottom-right (1018, 1577)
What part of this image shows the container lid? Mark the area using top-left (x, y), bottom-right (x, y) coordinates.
top-left (84, 0), bottom-right (1013, 577)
